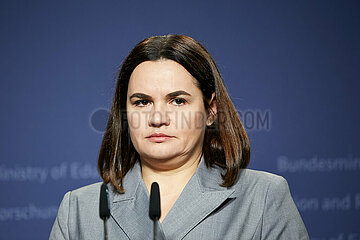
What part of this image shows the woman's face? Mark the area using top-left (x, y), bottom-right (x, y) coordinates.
top-left (126, 59), bottom-right (213, 167)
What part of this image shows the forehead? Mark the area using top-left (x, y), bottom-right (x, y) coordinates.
top-left (127, 60), bottom-right (199, 95)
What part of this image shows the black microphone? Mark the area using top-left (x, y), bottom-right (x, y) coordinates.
top-left (149, 182), bottom-right (161, 240)
top-left (99, 183), bottom-right (110, 240)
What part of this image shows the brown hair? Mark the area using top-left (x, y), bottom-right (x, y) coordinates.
top-left (98, 34), bottom-right (250, 193)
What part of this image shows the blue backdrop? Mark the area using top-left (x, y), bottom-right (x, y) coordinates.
top-left (1, 1), bottom-right (359, 239)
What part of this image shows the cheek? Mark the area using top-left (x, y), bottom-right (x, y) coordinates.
top-left (127, 110), bottom-right (149, 131)
top-left (194, 110), bottom-right (207, 129)
top-left (175, 110), bottom-right (207, 134)
top-left (126, 111), bottom-right (149, 148)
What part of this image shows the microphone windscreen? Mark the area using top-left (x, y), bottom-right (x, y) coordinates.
top-left (149, 182), bottom-right (161, 221)
top-left (99, 183), bottom-right (110, 220)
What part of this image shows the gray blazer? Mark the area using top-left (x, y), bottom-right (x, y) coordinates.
top-left (50, 157), bottom-right (309, 240)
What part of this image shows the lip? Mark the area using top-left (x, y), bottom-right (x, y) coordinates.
top-left (146, 133), bottom-right (173, 143)
top-left (147, 133), bottom-right (171, 138)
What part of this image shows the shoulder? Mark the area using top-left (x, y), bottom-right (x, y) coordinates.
top-left (50, 182), bottom-right (106, 239)
top-left (239, 168), bottom-right (286, 182)
top-left (70, 182), bottom-right (103, 199)
top-left (56, 182), bottom-right (104, 214)
top-left (60, 182), bottom-right (104, 225)
top-left (227, 168), bottom-right (292, 202)
top-left (235, 170), bottom-right (309, 238)
top-left (229, 169), bottom-right (309, 238)
top-left (233, 168), bottom-right (288, 191)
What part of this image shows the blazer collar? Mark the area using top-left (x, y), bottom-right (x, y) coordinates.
top-left (109, 155), bottom-right (235, 240)
top-left (109, 161), bottom-right (162, 239)
top-left (161, 155), bottom-right (235, 239)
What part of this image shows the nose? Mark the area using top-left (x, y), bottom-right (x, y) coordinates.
top-left (148, 103), bottom-right (170, 128)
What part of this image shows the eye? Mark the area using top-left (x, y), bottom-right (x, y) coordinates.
top-left (171, 98), bottom-right (187, 106)
top-left (134, 99), bottom-right (150, 107)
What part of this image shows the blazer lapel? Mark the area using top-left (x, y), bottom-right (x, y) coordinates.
top-left (161, 156), bottom-right (235, 240)
top-left (109, 162), bottom-right (166, 240)
top-left (108, 156), bottom-right (234, 240)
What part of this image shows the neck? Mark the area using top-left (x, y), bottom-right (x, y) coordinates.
top-left (141, 152), bottom-right (202, 195)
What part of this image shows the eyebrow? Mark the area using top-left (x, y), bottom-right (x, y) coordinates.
top-left (129, 90), bottom-right (191, 100)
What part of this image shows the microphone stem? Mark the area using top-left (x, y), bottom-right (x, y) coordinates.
top-left (153, 220), bottom-right (157, 240)
top-left (104, 219), bottom-right (108, 240)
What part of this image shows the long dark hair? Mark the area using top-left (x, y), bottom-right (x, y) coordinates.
top-left (98, 34), bottom-right (250, 193)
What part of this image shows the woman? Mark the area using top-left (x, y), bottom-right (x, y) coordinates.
top-left (50, 34), bottom-right (309, 239)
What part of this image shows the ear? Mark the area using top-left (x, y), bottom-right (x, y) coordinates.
top-left (207, 93), bottom-right (217, 125)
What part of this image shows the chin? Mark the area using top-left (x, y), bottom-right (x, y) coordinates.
top-left (139, 146), bottom-right (180, 161)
